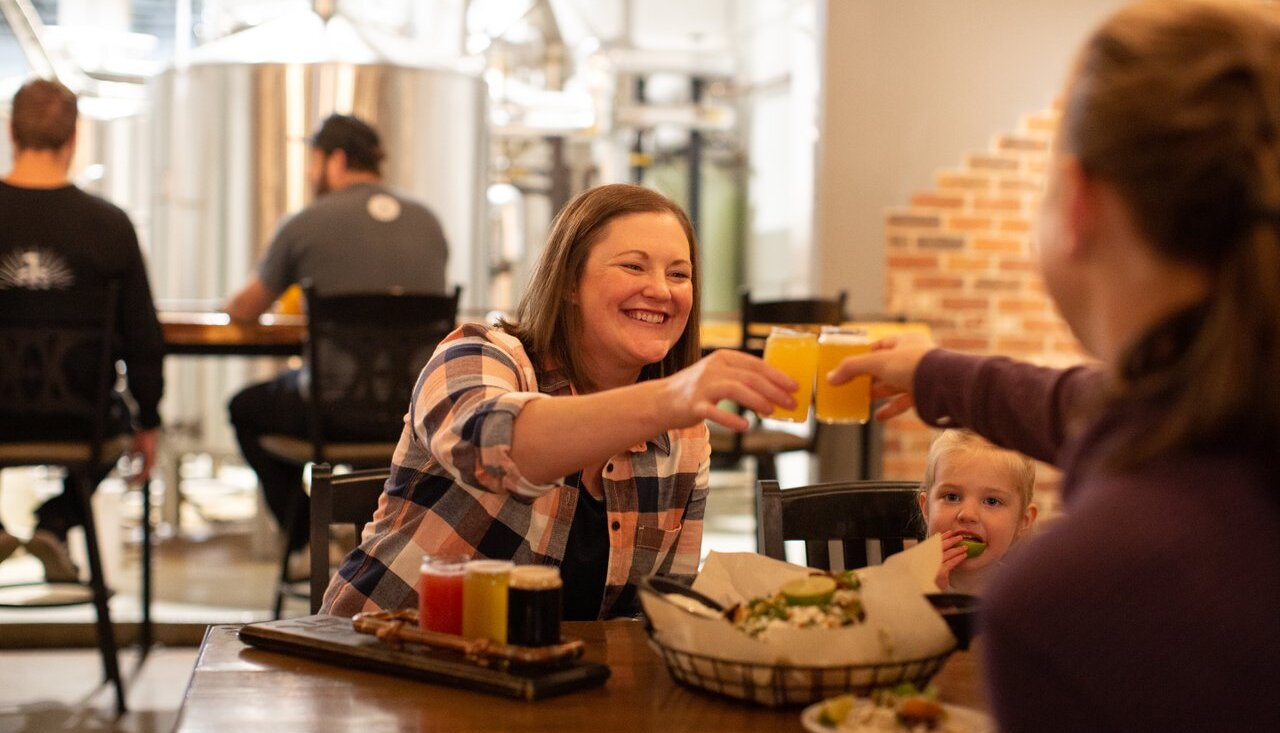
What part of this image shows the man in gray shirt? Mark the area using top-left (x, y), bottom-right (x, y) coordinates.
top-left (224, 113), bottom-right (448, 566)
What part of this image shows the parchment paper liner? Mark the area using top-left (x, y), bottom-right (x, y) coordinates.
top-left (641, 534), bottom-right (954, 667)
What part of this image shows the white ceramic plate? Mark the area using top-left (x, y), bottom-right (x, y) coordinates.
top-left (800, 697), bottom-right (995, 733)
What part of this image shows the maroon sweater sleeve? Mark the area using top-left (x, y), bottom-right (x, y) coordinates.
top-left (911, 349), bottom-right (1104, 465)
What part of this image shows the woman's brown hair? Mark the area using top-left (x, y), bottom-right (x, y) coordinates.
top-left (1061, 0), bottom-right (1280, 464)
top-left (500, 183), bottom-right (702, 392)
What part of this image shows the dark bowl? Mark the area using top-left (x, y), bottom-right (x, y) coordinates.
top-left (639, 576), bottom-right (726, 613)
top-left (926, 592), bottom-right (980, 650)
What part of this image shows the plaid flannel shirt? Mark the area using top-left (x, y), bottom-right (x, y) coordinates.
top-left (321, 323), bottom-right (710, 619)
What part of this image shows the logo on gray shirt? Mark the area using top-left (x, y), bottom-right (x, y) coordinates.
top-left (366, 193), bottom-right (402, 223)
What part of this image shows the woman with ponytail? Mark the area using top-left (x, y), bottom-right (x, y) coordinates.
top-left (829, 2), bottom-right (1280, 729)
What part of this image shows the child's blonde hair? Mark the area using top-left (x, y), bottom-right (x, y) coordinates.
top-left (920, 429), bottom-right (1035, 510)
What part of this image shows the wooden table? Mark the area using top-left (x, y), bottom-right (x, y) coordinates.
top-left (174, 620), bottom-right (985, 732)
top-left (160, 310), bottom-right (307, 357)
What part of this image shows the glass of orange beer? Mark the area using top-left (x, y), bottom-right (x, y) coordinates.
top-left (816, 327), bottom-right (871, 424)
top-left (461, 559), bottom-right (514, 644)
top-left (762, 327), bottom-right (819, 422)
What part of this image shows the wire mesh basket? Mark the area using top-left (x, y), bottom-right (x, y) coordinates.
top-left (646, 628), bottom-right (953, 707)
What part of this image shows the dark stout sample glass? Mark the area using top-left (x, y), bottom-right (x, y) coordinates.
top-left (507, 565), bottom-right (563, 647)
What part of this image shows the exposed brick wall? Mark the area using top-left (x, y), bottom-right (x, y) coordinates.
top-left (881, 109), bottom-right (1087, 513)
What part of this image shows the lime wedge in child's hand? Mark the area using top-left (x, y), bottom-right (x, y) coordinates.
top-left (960, 539), bottom-right (987, 558)
top-left (781, 576), bottom-right (837, 606)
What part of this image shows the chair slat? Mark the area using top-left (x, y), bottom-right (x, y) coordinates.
top-left (805, 539), bottom-right (831, 570)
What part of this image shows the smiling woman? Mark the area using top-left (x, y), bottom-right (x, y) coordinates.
top-left (571, 213), bottom-right (695, 391)
top-left (321, 183), bottom-right (797, 621)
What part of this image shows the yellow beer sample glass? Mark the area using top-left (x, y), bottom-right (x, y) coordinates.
top-left (816, 327), bottom-right (872, 424)
top-left (762, 327), bottom-right (818, 422)
top-left (462, 559), bottom-right (514, 644)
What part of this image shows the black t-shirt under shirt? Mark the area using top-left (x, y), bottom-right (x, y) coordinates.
top-left (559, 471), bottom-right (637, 620)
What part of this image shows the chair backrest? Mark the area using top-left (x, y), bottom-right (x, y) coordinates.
top-left (756, 479), bottom-right (925, 571)
top-left (0, 284), bottom-right (120, 467)
top-left (309, 462), bottom-right (388, 613)
top-left (739, 288), bottom-right (848, 355)
top-left (303, 283), bottom-right (460, 462)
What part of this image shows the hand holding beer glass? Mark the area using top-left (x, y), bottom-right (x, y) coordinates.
top-left (761, 328), bottom-right (818, 422)
top-left (763, 326), bottom-right (872, 424)
top-left (815, 327), bottom-right (872, 424)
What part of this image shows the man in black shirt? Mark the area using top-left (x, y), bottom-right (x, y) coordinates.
top-left (0, 78), bottom-right (165, 582)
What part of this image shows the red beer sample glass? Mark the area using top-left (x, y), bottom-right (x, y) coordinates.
top-left (419, 554), bottom-right (469, 635)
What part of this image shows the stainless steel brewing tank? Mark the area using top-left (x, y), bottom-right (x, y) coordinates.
top-left (148, 62), bottom-right (488, 307)
top-left (147, 61), bottom-right (486, 486)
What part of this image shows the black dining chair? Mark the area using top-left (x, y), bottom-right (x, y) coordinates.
top-left (708, 289), bottom-right (848, 483)
top-left (307, 463), bottom-right (389, 613)
top-left (756, 479), bottom-right (925, 570)
top-left (0, 283), bottom-right (133, 713)
top-left (265, 284), bottom-right (460, 618)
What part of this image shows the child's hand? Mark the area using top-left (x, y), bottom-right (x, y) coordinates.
top-left (936, 530), bottom-right (969, 591)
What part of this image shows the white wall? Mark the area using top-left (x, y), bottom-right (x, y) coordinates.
top-left (813, 0), bottom-right (1130, 314)
top-left (741, 0), bottom-right (820, 300)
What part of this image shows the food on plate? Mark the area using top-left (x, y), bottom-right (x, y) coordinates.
top-left (816, 683), bottom-right (978, 732)
top-left (726, 570), bottom-right (865, 638)
top-left (819, 694), bottom-right (856, 726)
top-left (958, 539), bottom-right (986, 559)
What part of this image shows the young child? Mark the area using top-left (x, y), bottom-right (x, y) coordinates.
top-left (918, 429), bottom-right (1038, 594)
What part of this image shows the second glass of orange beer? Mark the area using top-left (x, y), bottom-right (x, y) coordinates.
top-left (816, 326), bottom-right (871, 424)
top-left (762, 327), bottom-right (818, 422)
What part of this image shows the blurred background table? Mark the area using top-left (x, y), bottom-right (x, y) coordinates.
top-left (161, 312), bottom-right (929, 357)
top-left (698, 318), bottom-right (932, 353)
top-left (160, 310), bottom-right (306, 357)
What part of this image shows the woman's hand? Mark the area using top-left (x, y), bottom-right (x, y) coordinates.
top-left (660, 349), bottom-right (799, 431)
top-left (936, 530), bottom-right (969, 591)
top-left (826, 332), bottom-right (936, 421)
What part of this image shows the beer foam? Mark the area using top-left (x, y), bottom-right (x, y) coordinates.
top-left (819, 329), bottom-right (869, 345)
top-left (509, 565), bottom-right (563, 590)
top-left (465, 559), bottom-right (515, 575)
